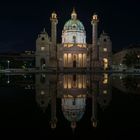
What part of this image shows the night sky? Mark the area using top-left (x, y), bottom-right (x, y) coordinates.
top-left (0, 0), bottom-right (139, 52)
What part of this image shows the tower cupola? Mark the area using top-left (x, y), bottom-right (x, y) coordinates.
top-left (71, 8), bottom-right (77, 20)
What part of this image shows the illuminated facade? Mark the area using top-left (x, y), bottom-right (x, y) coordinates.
top-left (35, 9), bottom-right (112, 71)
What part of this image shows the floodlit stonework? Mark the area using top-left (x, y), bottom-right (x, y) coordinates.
top-left (35, 9), bottom-right (112, 71)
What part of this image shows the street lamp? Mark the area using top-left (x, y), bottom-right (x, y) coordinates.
top-left (7, 75), bottom-right (10, 84)
top-left (7, 60), bottom-right (10, 69)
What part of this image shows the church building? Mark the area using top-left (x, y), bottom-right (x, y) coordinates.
top-left (35, 9), bottom-right (112, 71)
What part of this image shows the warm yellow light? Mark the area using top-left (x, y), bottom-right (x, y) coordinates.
top-left (64, 75), bottom-right (68, 88)
top-left (83, 44), bottom-right (86, 48)
top-left (68, 44), bottom-right (73, 47)
top-left (77, 94), bottom-right (86, 98)
top-left (78, 44), bottom-right (82, 48)
top-left (52, 12), bottom-right (57, 19)
top-left (103, 58), bottom-right (108, 63)
top-left (78, 83), bottom-right (82, 88)
top-left (103, 48), bottom-right (107, 52)
top-left (104, 64), bottom-right (108, 69)
top-left (64, 83), bottom-right (67, 89)
top-left (68, 53), bottom-right (72, 60)
top-left (63, 94), bottom-right (73, 98)
top-left (64, 53), bottom-right (67, 67)
top-left (68, 75), bottom-right (72, 88)
top-left (103, 79), bottom-right (108, 84)
top-left (64, 44), bottom-right (67, 47)
top-left (104, 74), bottom-right (108, 79)
top-left (83, 54), bottom-right (86, 67)
top-left (68, 83), bottom-right (72, 89)
top-left (103, 58), bottom-right (108, 70)
top-left (67, 94), bottom-right (73, 98)
top-left (79, 54), bottom-right (82, 58)
top-left (79, 54), bottom-right (83, 67)
top-left (93, 14), bottom-right (98, 20)
top-left (71, 8), bottom-right (77, 19)
top-left (103, 74), bottom-right (108, 84)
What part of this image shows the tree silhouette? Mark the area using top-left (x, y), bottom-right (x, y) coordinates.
top-left (123, 51), bottom-right (139, 68)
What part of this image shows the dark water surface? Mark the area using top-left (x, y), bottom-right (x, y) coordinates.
top-left (0, 73), bottom-right (140, 139)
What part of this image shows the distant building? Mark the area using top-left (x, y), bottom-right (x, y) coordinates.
top-left (112, 44), bottom-right (140, 71)
top-left (36, 9), bottom-right (112, 71)
top-left (0, 51), bottom-right (35, 69)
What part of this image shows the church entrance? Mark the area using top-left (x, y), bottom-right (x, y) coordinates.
top-left (73, 55), bottom-right (76, 68)
top-left (73, 60), bottom-right (76, 68)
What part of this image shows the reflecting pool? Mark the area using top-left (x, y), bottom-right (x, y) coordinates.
top-left (0, 73), bottom-right (140, 138)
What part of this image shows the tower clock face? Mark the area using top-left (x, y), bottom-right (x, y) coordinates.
top-left (41, 47), bottom-right (45, 51)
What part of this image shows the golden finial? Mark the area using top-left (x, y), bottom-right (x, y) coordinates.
top-left (71, 8), bottom-right (77, 20)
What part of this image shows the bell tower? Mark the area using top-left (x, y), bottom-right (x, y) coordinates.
top-left (98, 31), bottom-right (112, 70)
top-left (36, 28), bottom-right (50, 70)
top-left (35, 74), bottom-right (51, 112)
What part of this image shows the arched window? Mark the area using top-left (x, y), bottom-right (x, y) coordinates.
top-left (103, 58), bottom-right (108, 70)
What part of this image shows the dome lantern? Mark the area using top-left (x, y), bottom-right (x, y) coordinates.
top-left (71, 8), bottom-right (77, 20)
top-left (62, 8), bottom-right (86, 44)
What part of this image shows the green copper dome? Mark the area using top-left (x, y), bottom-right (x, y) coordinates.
top-left (64, 19), bottom-right (85, 31)
top-left (63, 110), bottom-right (85, 122)
top-left (63, 9), bottom-right (85, 31)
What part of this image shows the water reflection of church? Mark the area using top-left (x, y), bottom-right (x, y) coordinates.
top-left (35, 73), bottom-right (111, 129)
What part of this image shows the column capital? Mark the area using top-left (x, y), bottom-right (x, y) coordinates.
top-left (91, 13), bottom-right (99, 25)
top-left (50, 11), bottom-right (58, 24)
